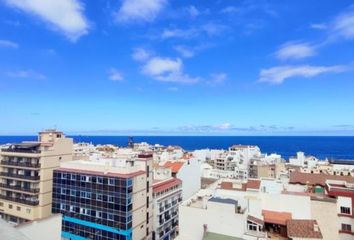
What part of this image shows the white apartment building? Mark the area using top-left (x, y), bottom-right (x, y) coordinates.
top-left (152, 168), bottom-right (182, 240)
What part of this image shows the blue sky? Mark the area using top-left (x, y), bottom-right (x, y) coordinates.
top-left (1, 0), bottom-right (354, 135)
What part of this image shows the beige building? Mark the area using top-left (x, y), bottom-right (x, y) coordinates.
top-left (0, 130), bottom-right (73, 224)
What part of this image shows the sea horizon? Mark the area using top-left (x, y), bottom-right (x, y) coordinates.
top-left (1, 135), bottom-right (354, 161)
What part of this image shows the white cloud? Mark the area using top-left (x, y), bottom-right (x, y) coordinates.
top-left (220, 6), bottom-right (239, 14)
top-left (208, 73), bottom-right (227, 85)
top-left (275, 42), bottom-right (316, 60)
top-left (179, 123), bottom-right (234, 132)
top-left (161, 23), bottom-right (226, 40)
top-left (108, 68), bottom-right (124, 81)
top-left (5, 0), bottom-right (89, 41)
top-left (332, 9), bottom-right (354, 40)
top-left (259, 65), bottom-right (346, 84)
top-left (7, 70), bottom-right (46, 79)
top-left (0, 39), bottom-right (19, 48)
top-left (132, 48), bottom-right (151, 61)
top-left (174, 45), bottom-right (195, 58)
top-left (142, 56), bottom-right (199, 84)
top-left (187, 5), bottom-right (199, 17)
top-left (115, 0), bottom-right (166, 23)
top-left (310, 23), bottom-right (327, 30)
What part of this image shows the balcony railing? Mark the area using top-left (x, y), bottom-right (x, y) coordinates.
top-left (0, 194), bottom-right (39, 206)
top-left (0, 172), bottom-right (40, 181)
top-left (1, 161), bottom-right (40, 168)
top-left (0, 183), bottom-right (40, 193)
top-left (2, 149), bottom-right (41, 154)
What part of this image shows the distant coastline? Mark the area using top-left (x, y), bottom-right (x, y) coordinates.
top-left (1, 135), bottom-right (354, 160)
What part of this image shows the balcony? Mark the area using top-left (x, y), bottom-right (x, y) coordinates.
top-left (0, 183), bottom-right (40, 194)
top-left (2, 148), bottom-right (41, 154)
top-left (1, 161), bottom-right (40, 169)
top-left (0, 194), bottom-right (39, 206)
top-left (0, 172), bottom-right (40, 181)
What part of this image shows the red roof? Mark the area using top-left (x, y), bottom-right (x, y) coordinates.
top-left (290, 171), bottom-right (354, 187)
top-left (163, 161), bottom-right (184, 173)
top-left (262, 210), bottom-right (292, 225)
top-left (56, 168), bottom-right (145, 179)
top-left (220, 181), bottom-right (246, 191)
top-left (246, 179), bottom-right (261, 190)
top-left (153, 178), bottom-right (182, 193)
top-left (287, 220), bottom-right (323, 239)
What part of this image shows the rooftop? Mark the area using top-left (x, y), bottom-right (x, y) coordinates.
top-left (163, 161), bottom-right (184, 173)
top-left (289, 171), bottom-right (354, 187)
top-left (209, 197), bottom-right (237, 205)
top-left (287, 220), bottom-right (323, 239)
top-left (152, 177), bottom-right (182, 193)
top-left (203, 232), bottom-right (244, 240)
top-left (262, 210), bottom-right (292, 225)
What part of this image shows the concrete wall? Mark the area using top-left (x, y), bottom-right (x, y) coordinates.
top-left (16, 214), bottom-right (62, 240)
top-left (177, 159), bottom-right (201, 200)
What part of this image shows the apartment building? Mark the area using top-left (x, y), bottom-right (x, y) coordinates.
top-left (52, 153), bottom-right (153, 240)
top-left (0, 130), bottom-right (73, 224)
top-left (152, 169), bottom-right (182, 240)
top-left (326, 180), bottom-right (354, 240)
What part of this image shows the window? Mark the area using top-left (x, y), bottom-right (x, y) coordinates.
top-left (147, 181), bottom-right (149, 193)
top-left (340, 206), bottom-right (351, 215)
top-left (341, 224), bottom-right (351, 231)
top-left (26, 209), bottom-right (31, 214)
top-left (108, 178), bottom-right (115, 186)
top-left (61, 173), bottom-right (67, 179)
top-left (80, 191), bottom-right (91, 199)
top-left (97, 177), bottom-right (103, 184)
top-left (70, 206), bottom-right (75, 212)
top-left (61, 188), bottom-right (66, 195)
top-left (0, 202), bottom-right (3, 207)
top-left (71, 174), bottom-right (76, 180)
top-left (60, 204), bottom-right (65, 210)
top-left (108, 195), bottom-right (114, 203)
top-left (96, 211), bottom-right (102, 218)
top-left (17, 206), bottom-right (21, 211)
top-left (96, 194), bottom-right (103, 201)
top-left (146, 196), bottom-right (149, 208)
top-left (107, 213), bottom-right (114, 221)
top-left (70, 190), bottom-right (76, 196)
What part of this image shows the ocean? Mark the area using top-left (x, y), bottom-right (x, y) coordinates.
top-left (0, 136), bottom-right (353, 160)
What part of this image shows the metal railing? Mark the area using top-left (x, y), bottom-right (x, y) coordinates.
top-left (1, 161), bottom-right (40, 168)
top-left (0, 183), bottom-right (40, 193)
top-left (0, 172), bottom-right (40, 180)
top-left (2, 149), bottom-right (41, 154)
top-left (0, 194), bottom-right (39, 206)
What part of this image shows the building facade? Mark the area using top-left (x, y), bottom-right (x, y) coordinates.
top-left (152, 177), bottom-right (182, 240)
top-left (52, 154), bottom-right (153, 240)
top-left (0, 130), bottom-right (73, 224)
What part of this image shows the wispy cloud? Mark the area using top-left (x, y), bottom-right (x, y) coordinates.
top-left (108, 68), bottom-right (124, 81)
top-left (259, 65), bottom-right (347, 84)
top-left (0, 39), bottom-right (19, 48)
top-left (132, 48), bottom-right (151, 61)
top-left (187, 5), bottom-right (199, 18)
top-left (310, 23), bottom-right (327, 30)
top-left (115, 0), bottom-right (166, 23)
top-left (141, 56), bottom-right (199, 84)
top-left (331, 7), bottom-right (354, 40)
top-left (161, 23), bottom-right (227, 40)
top-left (275, 42), bottom-right (317, 60)
top-left (5, 0), bottom-right (89, 41)
top-left (220, 6), bottom-right (240, 14)
top-left (207, 73), bottom-right (227, 85)
top-left (7, 70), bottom-right (46, 80)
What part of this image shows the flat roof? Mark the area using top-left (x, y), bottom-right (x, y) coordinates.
top-left (0, 219), bottom-right (31, 240)
top-left (209, 197), bottom-right (237, 205)
top-left (56, 168), bottom-right (145, 179)
top-left (203, 232), bottom-right (244, 240)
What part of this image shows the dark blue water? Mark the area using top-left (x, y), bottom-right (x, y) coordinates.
top-left (0, 136), bottom-right (353, 160)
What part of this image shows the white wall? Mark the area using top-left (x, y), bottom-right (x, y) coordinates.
top-left (16, 214), bottom-right (62, 240)
top-left (177, 159), bottom-right (202, 200)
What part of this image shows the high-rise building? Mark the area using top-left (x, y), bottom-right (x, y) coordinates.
top-left (0, 130), bottom-right (73, 224)
top-left (52, 153), bottom-right (153, 240)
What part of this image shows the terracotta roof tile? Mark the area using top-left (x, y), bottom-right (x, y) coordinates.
top-left (163, 161), bottom-right (184, 173)
top-left (262, 210), bottom-right (292, 225)
top-left (287, 220), bottom-right (323, 239)
top-left (246, 179), bottom-right (261, 190)
top-left (289, 171), bottom-right (354, 187)
top-left (152, 178), bottom-right (182, 193)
